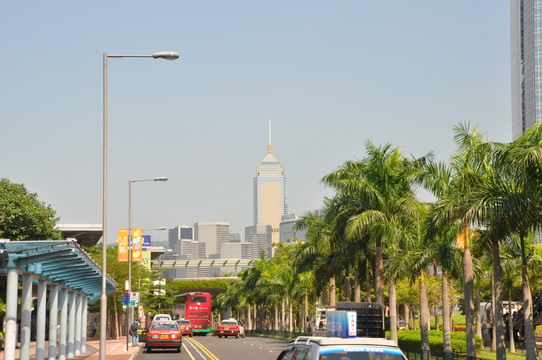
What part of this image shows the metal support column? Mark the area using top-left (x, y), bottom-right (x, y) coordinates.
top-left (59, 288), bottom-right (68, 360)
top-left (4, 268), bottom-right (19, 360)
top-left (20, 273), bottom-right (33, 360)
top-left (68, 292), bottom-right (76, 358)
top-left (36, 279), bottom-right (47, 360)
top-left (75, 294), bottom-right (82, 355)
top-left (81, 295), bottom-right (88, 353)
top-left (48, 284), bottom-right (59, 360)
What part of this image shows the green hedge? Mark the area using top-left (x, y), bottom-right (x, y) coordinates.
top-left (393, 330), bottom-right (482, 355)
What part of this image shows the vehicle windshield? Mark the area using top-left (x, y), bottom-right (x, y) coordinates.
top-left (191, 295), bottom-right (208, 303)
top-left (150, 322), bottom-right (178, 330)
top-left (221, 321), bottom-right (237, 325)
top-left (319, 348), bottom-right (405, 360)
top-left (178, 320), bottom-right (191, 325)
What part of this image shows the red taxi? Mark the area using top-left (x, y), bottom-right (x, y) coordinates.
top-left (176, 319), bottom-right (193, 337)
top-left (217, 318), bottom-right (245, 338)
top-left (146, 320), bottom-right (182, 353)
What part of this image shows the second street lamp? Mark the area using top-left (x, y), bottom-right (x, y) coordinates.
top-left (127, 177), bottom-right (168, 350)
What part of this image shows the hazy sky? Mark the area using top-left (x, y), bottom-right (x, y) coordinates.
top-left (1, 1), bottom-right (512, 245)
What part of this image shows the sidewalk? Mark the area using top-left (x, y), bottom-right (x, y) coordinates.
top-left (0, 336), bottom-right (141, 360)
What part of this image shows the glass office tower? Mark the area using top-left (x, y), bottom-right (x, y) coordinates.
top-left (511, 0), bottom-right (542, 138)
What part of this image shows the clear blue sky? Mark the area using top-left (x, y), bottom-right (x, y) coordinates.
top-left (1, 1), bottom-right (512, 245)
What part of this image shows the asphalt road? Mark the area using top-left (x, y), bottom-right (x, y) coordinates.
top-left (134, 335), bottom-right (289, 360)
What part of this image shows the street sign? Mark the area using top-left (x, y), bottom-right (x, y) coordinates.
top-left (120, 293), bottom-right (130, 305)
top-left (130, 292), bottom-right (139, 308)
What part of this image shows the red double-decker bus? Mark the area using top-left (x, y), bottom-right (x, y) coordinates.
top-left (183, 292), bottom-right (211, 335)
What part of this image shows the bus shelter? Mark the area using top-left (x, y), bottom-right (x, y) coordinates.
top-left (0, 239), bottom-right (116, 360)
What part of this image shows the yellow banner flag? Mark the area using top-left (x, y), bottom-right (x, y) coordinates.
top-left (132, 228), bottom-right (143, 262)
top-left (118, 228), bottom-right (129, 262)
top-left (142, 251), bottom-right (151, 270)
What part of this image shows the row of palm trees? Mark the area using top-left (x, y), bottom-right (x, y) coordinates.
top-left (216, 122), bottom-right (542, 360)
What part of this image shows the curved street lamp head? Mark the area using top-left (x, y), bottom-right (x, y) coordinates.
top-left (152, 51), bottom-right (179, 60)
top-left (154, 177), bottom-right (168, 182)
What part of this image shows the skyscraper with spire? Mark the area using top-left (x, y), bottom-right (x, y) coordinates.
top-left (253, 120), bottom-right (288, 252)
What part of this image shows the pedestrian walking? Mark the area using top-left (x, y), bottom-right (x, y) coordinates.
top-left (130, 321), bottom-right (140, 346)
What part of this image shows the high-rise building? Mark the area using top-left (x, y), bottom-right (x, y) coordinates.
top-left (245, 224), bottom-right (273, 259)
top-left (280, 214), bottom-right (307, 243)
top-left (229, 232), bottom-right (242, 243)
top-left (220, 242), bottom-right (253, 259)
top-left (511, 0), bottom-right (542, 137)
top-left (253, 120), bottom-right (288, 250)
top-left (168, 225), bottom-right (194, 254)
top-left (194, 222), bottom-right (230, 258)
top-left (165, 225), bottom-right (198, 279)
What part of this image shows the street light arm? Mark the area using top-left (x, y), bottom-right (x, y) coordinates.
top-left (129, 177), bottom-right (168, 184)
top-left (105, 52), bottom-right (179, 60)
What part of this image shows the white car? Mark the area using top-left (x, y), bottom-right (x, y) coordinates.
top-left (217, 318), bottom-right (246, 338)
top-left (276, 336), bottom-right (407, 360)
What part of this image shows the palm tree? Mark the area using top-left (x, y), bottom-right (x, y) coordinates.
top-left (323, 141), bottom-right (431, 311)
top-left (488, 121), bottom-right (542, 359)
top-left (294, 208), bottom-right (339, 307)
top-left (421, 123), bottom-right (489, 359)
top-left (424, 213), bottom-right (463, 358)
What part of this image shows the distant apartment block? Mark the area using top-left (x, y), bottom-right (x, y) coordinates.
top-left (165, 225), bottom-right (198, 279)
top-left (280, 213), bottom-right (307, 243)
top-left (220, 242), bottom-right (253, 259)
top-left (229, 232), bottom-right (242, 243)
top-left (194, 222), bottom-right (230, 259)
top-left (245, 224), bottom-right (272, 259)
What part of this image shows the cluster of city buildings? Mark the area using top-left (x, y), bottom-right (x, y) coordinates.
top-left (159, 122), bottom-right (308, 279)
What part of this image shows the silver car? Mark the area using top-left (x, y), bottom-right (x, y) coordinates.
top-left (276, 336), bottom-right (407, 360)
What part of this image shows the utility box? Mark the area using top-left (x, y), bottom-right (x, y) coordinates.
top-left (336, 302), bottom-right (385, 338)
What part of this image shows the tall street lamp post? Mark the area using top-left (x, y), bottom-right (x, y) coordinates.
top-left (127, 177), bottom-right (168, 351)
top-left (102, 51), bottom-right (178, 360)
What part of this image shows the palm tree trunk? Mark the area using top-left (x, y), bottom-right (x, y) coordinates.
top-left (419, 271), bottom-right (430, 359)
top-left (329, 274), bottom-right (336, 307)
top-left (305, 294), bottom-right (309, 332)
top-left (463, 222), bottom-right (476, 359)
top-left (475, 288), bottom-right (482, 339)
top-left (404, 304), bottom-right (410, 330)
top-left (520, 232), bottom-right (538, 360)
top-left (274, 303), bottom-right (279, 331)
top-left (282, 299), bottom-right (286, 330)
top-left (354, 269), bottom-right (361, 302)
top-left (492, 239), bottom-right (506, 360)
top-left (508, 293), bottom-right (515, 353)
top-left (492, 276), bottom-right (496, 351)
top-left (345, 276), bottom-right (351, 302)
top-left (522, 263), bottom-right (537, 359)
top-left (442, 271), bottom-right (452, 356)
top-left (389, 276), bottom-right (398, 344)
top-left (289, 297), bottom-right (293, 332)
top-left (365, 259), bottom-right (372, 302)
top-left (375, 246), bottom-right (384, 306)
top-left (248, 304), bottom-right (252, 330)
top-left (433, 261), bottom-right (439, 332)
top-left (113, 297), bottom-right (119, 339)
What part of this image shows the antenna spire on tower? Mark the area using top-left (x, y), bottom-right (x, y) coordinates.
top-left (268, 119), bottom-right (273, 153)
